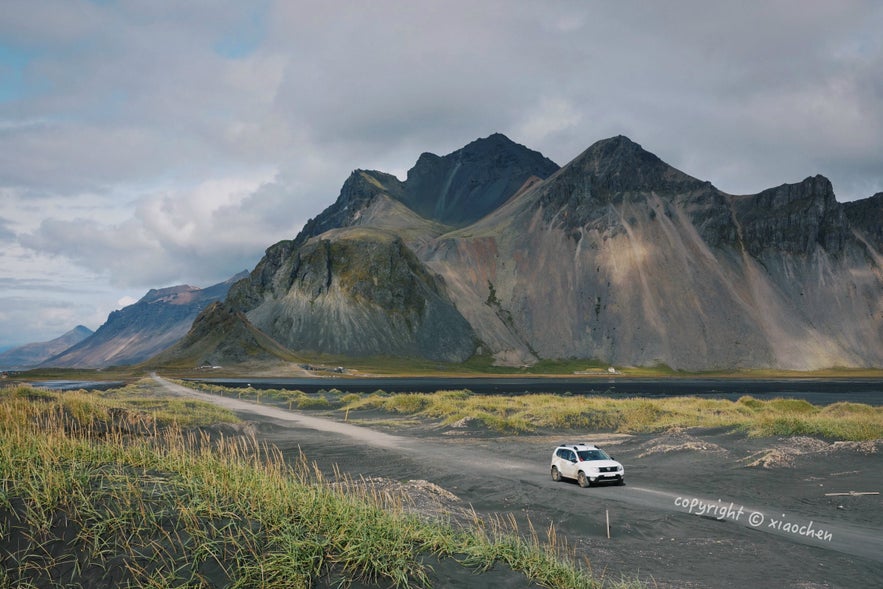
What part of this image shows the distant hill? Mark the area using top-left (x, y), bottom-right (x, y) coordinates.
top-left (0, 326), bottom-right (93, 370)
top-left (42, 272), bottom-right (247, 368)
top-left (156, 133), bottom-right (883, 371)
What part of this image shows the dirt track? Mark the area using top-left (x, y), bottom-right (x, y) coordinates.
top-left (153, 374), bottom-right (883, 588)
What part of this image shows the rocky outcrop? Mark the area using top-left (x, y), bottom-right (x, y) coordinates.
top-left (294, 170), bottom-right (406, 247)
top-left (231, 228), bottom-right (476, 362)
top-left (844, 192), bottom-right (883, 252)
top-left (732, 175), bottom-right (850, 256)
top-left (147, 301), bottom-right (298, 367)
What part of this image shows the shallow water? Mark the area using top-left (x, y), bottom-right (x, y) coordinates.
top-left (26, 380), bottom-right (125, 391)
top-left (187, 376), bottom-right (883, 405)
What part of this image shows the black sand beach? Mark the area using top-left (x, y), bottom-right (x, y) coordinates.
top-left (156, 376), bottom-right (883, 588)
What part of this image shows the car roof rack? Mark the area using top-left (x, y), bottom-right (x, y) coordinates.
top-left (559, 442), bottom-right (599, 449)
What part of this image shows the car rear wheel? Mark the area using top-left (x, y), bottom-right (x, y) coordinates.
top-left (577, 471), bottom-right (590, 488)
top-left (551, 466), bottom-right (561, 482)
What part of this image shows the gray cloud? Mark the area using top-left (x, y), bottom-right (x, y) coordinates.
top-left (1, 0), bottom-right (882, 346)
top-left (0, 218), bottom-right (15, 241)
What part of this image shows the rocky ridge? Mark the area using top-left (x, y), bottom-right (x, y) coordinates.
top-left (44, 273), bottom-right (247, 368)
top-left (168, 134), bottom-right (883, 370)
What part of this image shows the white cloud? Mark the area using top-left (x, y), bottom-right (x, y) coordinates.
top-left (17, 171), bottom-right (287, 287)
top-left (516, 97), bottom-right (583, 147)
top-left (0, 242), bottom-right (138, 347)
top-left (1, 0), bottom-right (882, 346)
top-left (117, 296), bottom-right (138, 308)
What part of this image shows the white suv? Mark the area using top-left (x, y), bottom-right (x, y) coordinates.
top-left (550, 443), bottom-right (624, 487)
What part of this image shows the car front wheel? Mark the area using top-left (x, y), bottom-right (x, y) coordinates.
top-left (577, 471), bottom-right (590, 488)
top-left (551, 466), bottom-right (561, 482)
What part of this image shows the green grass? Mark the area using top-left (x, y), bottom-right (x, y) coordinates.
top-left (0, 383), bottom-right (643, 588)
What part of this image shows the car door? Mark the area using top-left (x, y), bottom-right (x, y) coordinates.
top-left (559, 449), bottom-right (578, 479)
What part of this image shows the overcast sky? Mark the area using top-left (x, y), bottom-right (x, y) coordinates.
top-left (1, 1), bottom-right (882, 349)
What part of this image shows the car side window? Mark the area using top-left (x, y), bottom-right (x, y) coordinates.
top-left (556, 448), bottom-right (578, 462)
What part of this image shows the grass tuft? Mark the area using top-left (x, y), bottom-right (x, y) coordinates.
top-left (0, 382), bottom-right (638, 588)
top-left (338, 391), bottom-right (882, 441)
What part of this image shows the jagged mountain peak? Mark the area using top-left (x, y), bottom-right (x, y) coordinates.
top-left (289, 135), bottom-right (558, 245)
top-left (294, 169), bottom-right (405, 247)
top-left (730, 174), bottom-right (850, 256)
top-left (411, 133), bottom-right (533, 166)
top-left (561, 134), bottom-right (707, 196)
top-left (452, 132), bottom-right (530, 157)
top-left (525, 135), bottom-right (716, 232)
top-left (342, 169), bottom-right (404, 200)
top-left (400, 133), bottom-right (559, 226)
top-left (753, 174), bottom-right (836, 209)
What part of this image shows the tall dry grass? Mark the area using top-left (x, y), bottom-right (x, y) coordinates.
top-left (0, 384), bottom-right (643, 588)
top-left (344, 390), bottom-right (882, 440)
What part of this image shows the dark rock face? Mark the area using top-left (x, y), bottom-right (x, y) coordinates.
top-left (400, 133), bottom-right (559, 226)
top-left (242, 230), bottom-right (476, 362)
top-left (844, 192), bottom-right (883, 251)
top-left (733, 175), bottom-right (851, 256)
top-left (0, 326), bottom-right (93, 370)
top-left (44, 273), bottom-right (245, 368)
top-left (294, 170), bottom-right (405, 247)
top-left (563, 135), bottom-right (707, 196)
top-left (176, 302), bottom-right (255, 363)
top-left (535, 135), bottom-right (711, 231)
top-left (149, 301), bottom-right (296, 366)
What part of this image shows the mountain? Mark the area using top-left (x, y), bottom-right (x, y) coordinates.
top-left (146, 301), bottom-right (302, 367)
top-left (424, 138), bottom-right (883, 369)
top-left (0, 326), bottom-right (93, 370)
top-left (399, 133), bottom-right (559, 226)
top-left (42, 273), bottom-right (247, 368)
top-left (230, 228), bottom-right (476, 363)
top-left (202, 135), bottom-right (558, 367)
top-left (162, 134), bottom-right (883, 371)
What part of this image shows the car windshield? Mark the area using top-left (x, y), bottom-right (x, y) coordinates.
top-left (577, 449), bottom-right (609, 461)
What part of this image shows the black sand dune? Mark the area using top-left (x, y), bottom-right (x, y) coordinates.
top-left (155, 376), bottom-right (883, 589)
